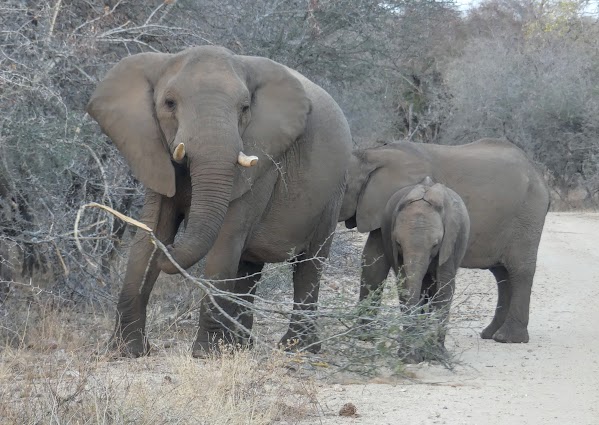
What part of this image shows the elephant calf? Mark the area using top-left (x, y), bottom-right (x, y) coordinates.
top-left (381, 177), bottom-right (469, 359)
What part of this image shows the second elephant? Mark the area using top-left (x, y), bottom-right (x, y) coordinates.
top-left (340, 138), bottom-right (550, 344)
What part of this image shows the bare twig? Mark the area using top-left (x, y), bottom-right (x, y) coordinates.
top-left (48, 0), bottom-right (63, 40)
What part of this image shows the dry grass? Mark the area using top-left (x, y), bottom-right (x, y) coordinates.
top-left (0, 299), bottom-right (318, 425)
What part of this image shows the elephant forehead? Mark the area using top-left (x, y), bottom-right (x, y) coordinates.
top-left (180, 45), bottom-right (235, 64)
top-left (396, 206), bottom-right (443, 234)
top-left (404, 185), bottom-right (427, 202)
top-left (167, 68), bottom-right (246, 98)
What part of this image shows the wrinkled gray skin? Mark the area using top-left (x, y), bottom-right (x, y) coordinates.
top-left (381, 178), bottom-right (469, 359)
top-left (87, 46), bottom-right (352, 357)
top-left (340, 139), bottom-right (550, 343)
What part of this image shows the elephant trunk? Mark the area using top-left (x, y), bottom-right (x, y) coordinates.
top-left (159, 158), bottom-right (236, 274)
top-left (402, 257), bottom-right (429, 308)
top-left (159, 122), bottom-right (240, 274)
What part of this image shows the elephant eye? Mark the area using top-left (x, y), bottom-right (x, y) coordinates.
top-left (164, 98), bottom-right (176, 111)
top-left (241, 104), bottom-right (250, 114)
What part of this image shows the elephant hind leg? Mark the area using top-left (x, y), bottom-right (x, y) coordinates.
top-left (492, 263), bottom-right (534, 343)
top-left (233, 261), bottom-right (264, 347)
top-left (481, 265), bottom-right (512, 340)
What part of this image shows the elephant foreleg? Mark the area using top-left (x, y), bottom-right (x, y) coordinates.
top-left (431, 266), bottom-right (457, 346)
top-left (358, 229), bottom-right (391, 322)
top-left (399, 267), bottom-right (455, 363)
top-left (279, 253), bottom-right (325, 353)
top-left (112, 191), bottom-right (181, 357)
top-left (193, 241), bottom-right (244, 357)
top-left (193, 261), bottom-right (262, 357)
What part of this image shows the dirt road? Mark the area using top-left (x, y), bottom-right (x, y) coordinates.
top-left (316, 213), bottom-right (599, 424)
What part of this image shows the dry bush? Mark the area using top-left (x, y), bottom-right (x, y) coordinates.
top-left (1, 1), bottom-right (597, 310)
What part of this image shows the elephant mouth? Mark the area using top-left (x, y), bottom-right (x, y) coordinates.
top-left (345, 215), bottom-right (357, 229)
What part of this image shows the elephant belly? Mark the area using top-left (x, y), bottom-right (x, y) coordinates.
top-left (242, 236), bottom-right (308, 264)
top-left (461, 247), bottom-right (501, 269)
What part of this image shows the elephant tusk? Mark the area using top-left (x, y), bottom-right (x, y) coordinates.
top-left (173, 143), bottom-right (186, 162)
top-left (237, 152), bottom-right (259, 167)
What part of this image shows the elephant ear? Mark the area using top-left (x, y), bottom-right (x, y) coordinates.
top-left (351, 148), bottom-right (434, 233)
top-left (230, 56), bottom-right (311, 198)
top-left (438, 187), bottom-right (470, 266)
top-left (87, 53), bottom-right (176, 197)
top-left (344, 150), bottom-right (388, 232)
top-left (353, 150), bottom-right (411, 233)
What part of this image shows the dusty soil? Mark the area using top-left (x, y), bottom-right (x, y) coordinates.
top-left (314, 213), bottom-right (599, 424)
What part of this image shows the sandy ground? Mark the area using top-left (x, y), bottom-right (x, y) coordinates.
top-left (314, 213), bottom-right (599, 425)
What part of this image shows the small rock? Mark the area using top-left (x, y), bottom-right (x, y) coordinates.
top-left (339, 402), bottom-right (357, 417)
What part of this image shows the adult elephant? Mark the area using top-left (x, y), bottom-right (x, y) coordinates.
top-left (87, 46), bottom-right (352, 357)
top-left (339, 139), bottom-right (550, 343)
